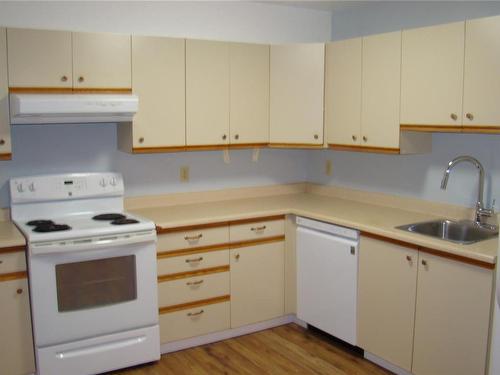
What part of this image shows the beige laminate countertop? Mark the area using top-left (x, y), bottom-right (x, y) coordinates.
top-left (132, 192), bottom-right (498, 265)
top-left (0, 220), bottom-right (25, 249)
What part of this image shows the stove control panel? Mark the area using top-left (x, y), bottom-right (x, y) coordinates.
top-left (10, 173), bottom-right (124, 203)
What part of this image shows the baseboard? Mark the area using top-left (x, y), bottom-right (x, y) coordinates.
top-left (160, 315), bottom-right (295, 354)
top-left (364, 351), bottom-right (412, 375)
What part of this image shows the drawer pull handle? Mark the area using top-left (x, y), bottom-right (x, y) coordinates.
top-left (185, 257), bottom-right (203, 263)
top-left (186, 279), bottom-right (204, 286)
top-left (251, 225), bottom-right (266, 232)
top-left (184, 234), bottom-right (203, 241)
top-left (187, 309), bottom-right (204, 317)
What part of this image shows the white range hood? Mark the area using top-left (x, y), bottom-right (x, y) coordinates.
top-left (9, 94), bottom-right (139, 124)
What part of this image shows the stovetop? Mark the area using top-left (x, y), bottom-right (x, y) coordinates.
top-left (14, 211), bottom-right (154, 243)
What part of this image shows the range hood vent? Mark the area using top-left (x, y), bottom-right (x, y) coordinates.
top-left (9, 94), bottom-right (139, 125)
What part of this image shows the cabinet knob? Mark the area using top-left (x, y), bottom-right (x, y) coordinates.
top-left (234, 134), bottom-right (239, 140)
top-left (314, 134), bottom-right (319, 140)
top-left (421, 259), bottom-right (428, 267)
top-left (235, 253), bottom-right (240, 260)
top-left (222, 134), bottom-right (227, 140)
top-left (362, 136), bottom-right (368, 142)
top-left (450, 113), bottom-right (458, 121)
top-left (352, 135), bottom-right (357, 141)
top-left (78, 76), bottom-right (85, 83)
top-left (16, 288), bottom-right (23, 294)
top-left (466, 113), bottom-right (474, 121)
top-left (61, 75), bottom-right (68, 82)
top-left (0, 260), bottom-right (3, 264)
top-left (0, 139), bottom-right (5, 146)
top-left (138, 137), bottom-right (144, 144)
top-left (406, 255), bottom-right (412, 262)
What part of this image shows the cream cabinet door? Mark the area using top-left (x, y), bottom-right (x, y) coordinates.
top-left (0, 28), bottom-right (11, 159)
top-left (401, 22), bottom-right (465, 127)
top-left (131, 36), bottom-right (185, 148)
top-left (186, 40), bottom-right (230, 146)
top-left (0, 278), bottom-right (35, 375)
top-left (229, 43), bottom-right (269, 145)
top-left (412, 253), bottom-right (493, 375)
top-left (463, 15), bottom-right (500, 128)
top-left (270, 44), bottom-right (324, 145)
top-left (325, 38), bottom-right (362, 146)
top-left (73, 32), bottom-right (131, 89)
top-left (7, 28), bottom-right (73, 88)
top-left (358, 236), bottom-right (417, 371)
top-left (230, 242), bottom-right (284, 328)
top-left (361, 31), bottom-right (401, 149)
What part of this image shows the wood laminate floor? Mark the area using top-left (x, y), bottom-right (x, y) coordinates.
top-left (108, 324), bottom-right (391, 375)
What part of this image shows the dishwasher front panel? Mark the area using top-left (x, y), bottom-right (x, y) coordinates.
top-left (296, 225), bottom-right (358, 346)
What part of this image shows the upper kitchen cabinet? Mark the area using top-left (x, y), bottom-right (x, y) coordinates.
top-left (270, 44), bottom-right (324, 147)
top-left (118, 36), bottom-right (185, 153)
top-left (229, 43), bottom-right (269, 146)
top-left (325, 38), bottom-right (362, 147)
top-left (186, 40), bottom-right (230, 147)
top-left (400, 21), bottom-right (465, 130)
top-left (72, 32), bottom-right (131, 90)
top-left (7, 28), bottom-right (73, 89)
top-left (0, 28), bottom-right (11, 160)
top-left (326, 32), bottom-right (430, 154)
top-left (462, 15), bottom-right (500, 130)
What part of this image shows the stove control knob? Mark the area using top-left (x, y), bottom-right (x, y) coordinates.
top-left (16, 183), bottom-right (24, 193)
top-left (99, 179), bottom-right (107, 188)
top-left (28, 183), bottom-right (35, 192)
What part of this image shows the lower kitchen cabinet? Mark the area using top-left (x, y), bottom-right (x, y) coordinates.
top-left (230, 241), bottom-right (285, 328)
top-left (412, 252), bottom-right (493, 375)
top-left (0, 277), bottom-right (35, 375)
top-left (358, 236), bottom-right (417, 371)
top-left (358, 235), bottom-right (494, 375)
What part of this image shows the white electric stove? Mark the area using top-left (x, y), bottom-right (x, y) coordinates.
top-left (10, 173), bottom-right (160, 375)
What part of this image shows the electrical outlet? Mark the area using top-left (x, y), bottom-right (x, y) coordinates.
top-left (180, 166), bottom-right (189, 182)
top-left (325, 160), bottom-right (333, 176)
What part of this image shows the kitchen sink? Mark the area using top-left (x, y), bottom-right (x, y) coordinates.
top-left (396, 219), bottom-right (498, 244)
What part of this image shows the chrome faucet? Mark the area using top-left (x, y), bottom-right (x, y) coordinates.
top-left (440, 155), bottom-right (495, 227)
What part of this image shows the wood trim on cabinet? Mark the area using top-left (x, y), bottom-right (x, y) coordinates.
top-left (184, 145), bottom-right (229, 152)
top-left (361, 231), bottom-right (495, 269)
top-left (229, 143), bottom-right (269, 149)
top-left (462, 126), bottom-right (500, 134)
top-left (328, 144), bottom-right (400, 154)
top-left (229, 235), bottom-right (285, 249)
top-left (0, 271), bottom-right (27, 282)
top-left (72, 88), bottom-right (132, 94)
top-left (133, 146), bottom-right (187, 154)
top-left (158, 265), bottom-right (229, 283)
top-left (159, 295), bottom-right (230, 315)
top-left (268, 143), bottom-right (324, 149)
top-left (157, 243), bottom-right (230, 259)
top-left (0, 245), bottom-right (26, 254)
top-left (0, 153), bottom-right (12, 161)
top-left (9, 87), bottom-right (132, 94)
top-left (400, 124), bottom-right (463, 133)
top-left (229, 215), bottom-right (285, 226)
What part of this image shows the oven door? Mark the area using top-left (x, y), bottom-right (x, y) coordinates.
top-left (28, 230), bottom-right (158, 348)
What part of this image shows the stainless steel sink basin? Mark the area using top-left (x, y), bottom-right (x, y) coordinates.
top-left (396, 219), bottom-right (498, 244)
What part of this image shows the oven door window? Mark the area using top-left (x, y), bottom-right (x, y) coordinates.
top-left (55, 255), bottom-right (137, 312)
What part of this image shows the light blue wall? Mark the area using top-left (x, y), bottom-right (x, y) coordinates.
top-left (317, 2), bottom-right (500, 209)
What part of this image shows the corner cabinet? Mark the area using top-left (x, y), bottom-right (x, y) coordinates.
top-left (0, 28), bottom-right (11, 160)
top-left (358, 235), bottom-right (493, 375)
top-left (186, 40), bottom-right (230, 147)
top-left (326, 32), bottom-right (430, 154)
top-left (118, 36), bottom-right (186, 153)
top-left (270, 43), bottom-right (325, 147)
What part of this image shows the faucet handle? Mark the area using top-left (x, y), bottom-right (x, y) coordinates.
top-left (478, 206), bottom-right (494, 218)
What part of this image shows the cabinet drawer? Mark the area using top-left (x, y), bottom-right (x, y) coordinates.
top-left (159, 301), bottom-right (230, 343)
top-left (158, 271), bottom-right (230, 307)
top-left (157, 249), bottom-right (229, 276)
top-left (0, 251), bottom-right (26, 274)
top-left (157, 225), bottom-right (229, 253)
top-left (230, 219), bottom-right (284, 242)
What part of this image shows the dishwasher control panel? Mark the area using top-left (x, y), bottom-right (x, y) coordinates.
top-left (296, 216), bottom-right (359, 240)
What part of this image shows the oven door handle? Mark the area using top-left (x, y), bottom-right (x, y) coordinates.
top-left (30, 230), bottom-right (157, 255)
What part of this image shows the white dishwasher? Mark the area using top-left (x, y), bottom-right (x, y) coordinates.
top-left (296, 216), bottom-right (359, 346)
